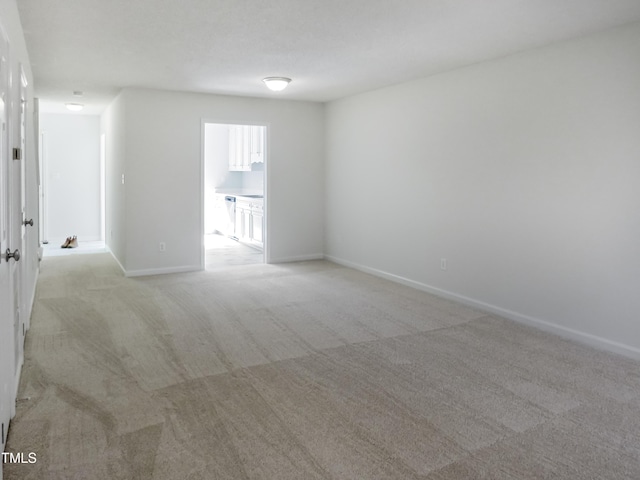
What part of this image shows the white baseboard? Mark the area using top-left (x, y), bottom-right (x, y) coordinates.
top-left (106, 247), bottom-right (126, 275)
top-left (105, 245), bottom-right (202, 277)
top-left (325, 254), bottom-right (640, 361)
top-left (269, 253), bottom-right (324, 264)
top-left (26, 267), bottom-right (39, 330)
top-left (12, 357), bottom-right (23, 418)
top-left (125, 265), bottom-right (202, 277)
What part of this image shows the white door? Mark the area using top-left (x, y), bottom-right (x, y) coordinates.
top-left (7, 67), bottom-right (25, 418)
top-left (0, 26), bottom-right (14, 459)
top-left (18, 68), bottom-right (29, 332)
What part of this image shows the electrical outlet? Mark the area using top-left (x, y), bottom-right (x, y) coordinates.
top-left (159, 242), bottom-right (166, 252)
top-left (440, 258), bottom-right (447, 271)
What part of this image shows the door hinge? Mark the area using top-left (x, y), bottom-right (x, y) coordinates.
top-left (13, 147), bottom-right (21, 160)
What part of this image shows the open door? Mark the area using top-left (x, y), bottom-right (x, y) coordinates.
top-left (0, 23), bottom-right (14, 458)
top-left (6, 66), bottom-right (29, 402)
top-left (0, 31), bottom-right (27, 464)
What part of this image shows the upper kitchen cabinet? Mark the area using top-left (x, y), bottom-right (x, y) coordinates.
top-left (229, 125), bottom-right (265, 171)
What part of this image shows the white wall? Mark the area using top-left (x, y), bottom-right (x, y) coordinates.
top-left (203, 123), bottom-right (244, 193)
top-left (242, 168), bottom-right (264, 192)
top-left (100, 91), bottom-right (127, 266)
top-left (325, 22), bottom-right (640, 357)
top-left (106, 88), bottom-right (324, 275)
top-left (41, 114), bottom-right (101, 242)
top-left (203, 123), bottom-right (233, 233)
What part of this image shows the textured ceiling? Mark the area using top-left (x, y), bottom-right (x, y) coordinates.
top-left (17, 0), bottom-right (640, 114)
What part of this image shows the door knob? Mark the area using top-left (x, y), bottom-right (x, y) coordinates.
top-left (6, 249), bottom-right (20, 262)
top-left (24, 218), bottom-right (34, 226)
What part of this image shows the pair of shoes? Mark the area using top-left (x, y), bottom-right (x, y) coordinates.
top-left (61, 236), bottom-right (78, 248)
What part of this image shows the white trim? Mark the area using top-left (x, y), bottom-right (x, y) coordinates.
top-left (71, 235), bottom-right (102, 242)
top-left (99, 134), bottom-right (106, 243)
top-left (325, 254), bottom-right (640, 361)
top-left (20, 64), bottom-right (28, 87)
top-left (24, 266), bottom-right (39, 331)
top-left (107, 246), bottom-right (126, 275)
top-left (125, 265), bottom-right (201, 278)
top-left (199, 120), bottom-right (205, 271)
top-left (11, 358), bottom-right (22, 418)
top-left (270, 253), bottom-right (324, 264)
top-left (41, 130), bottom-right (49, 243)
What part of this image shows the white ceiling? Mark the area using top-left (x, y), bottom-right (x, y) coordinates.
top-left (17, 0), bottom-right (640, 115)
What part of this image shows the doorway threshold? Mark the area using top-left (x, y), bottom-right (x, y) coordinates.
top-left (42, 240), bottom-right (107, 257)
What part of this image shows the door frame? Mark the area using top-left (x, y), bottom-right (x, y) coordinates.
top-left (18, 64), bottom-right (30, 332)
top-left (200, 118), bottom-right (270, 269)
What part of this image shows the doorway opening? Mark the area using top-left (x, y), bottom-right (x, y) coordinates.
top-left (39, 114), bottom-right (106, 257)
top-left (202, 122), bottom-right (266, 270)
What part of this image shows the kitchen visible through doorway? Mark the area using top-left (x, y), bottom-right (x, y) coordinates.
top-left (203, 122), bottom-right (266, 270)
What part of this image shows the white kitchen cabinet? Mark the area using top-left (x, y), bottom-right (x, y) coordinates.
top-left (249, 126), bottom-right (264, 165)
top-left (228, 125), bottom-right (265, 171)
top-left (234, 196), bottom-right (263, 250)
top-left (229, 125), bottom-right (250, 171)
top-left (249, 202), bottom-right (264, 247)
top-left (235, 198), bottom-right (247, 239)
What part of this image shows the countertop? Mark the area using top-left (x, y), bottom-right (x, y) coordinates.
top-left (215, 190), bottom-right (263, 199)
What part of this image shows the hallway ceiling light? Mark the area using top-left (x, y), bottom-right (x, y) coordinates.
top-left (262, 77), bottom-right (291, 92)
top-left (65, 103), bottom-right (84, 111)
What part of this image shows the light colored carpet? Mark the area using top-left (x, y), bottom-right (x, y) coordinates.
top-left (4, 253), bottom-right (640, 479)
top-left (205, 233), bottom-right (263, 270)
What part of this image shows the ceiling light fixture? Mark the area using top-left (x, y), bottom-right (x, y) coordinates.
top-left (65, 103), bottom-right (84, 111)
top-left (262, 77), bottom-right (291, 92)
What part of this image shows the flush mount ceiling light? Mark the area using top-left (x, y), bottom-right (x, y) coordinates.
top-left (262, 77), bottom-right (291, 92)
top-left (65, 103), bottom-right (84, 111)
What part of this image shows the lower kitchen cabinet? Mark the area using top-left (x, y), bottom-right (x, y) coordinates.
top-left (250, 204), bottom-right (263, 246)
top-left (235, 197), bottom-right (264, 250)
top-left (235, 201), bottom-right (245, 238)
